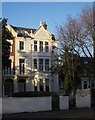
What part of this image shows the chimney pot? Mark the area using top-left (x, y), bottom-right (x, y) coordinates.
top-left (40, 21), bottom-right (47, 29)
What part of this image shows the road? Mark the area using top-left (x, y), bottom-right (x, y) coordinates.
top-left (2, 107), bottom-right (95, 119)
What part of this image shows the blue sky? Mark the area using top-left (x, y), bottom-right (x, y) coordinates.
top-left (2, 2), bottom-right (93, 34)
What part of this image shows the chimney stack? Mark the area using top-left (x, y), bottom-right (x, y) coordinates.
top-left (40, 21), bottom-right (47, 29)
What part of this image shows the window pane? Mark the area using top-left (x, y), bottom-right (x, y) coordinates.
top-left (19, 41), bottom-right (24, 50)
top-left (45, 42), bottom-right (49, 52)
top-left (45, 42), bottom-right (48, 45)
top-left (45, 59), bottom-right (49, 64)
top-left (39, 41), bottom-right (43, 52)
top-left (39, 59), bottom-right (43, 64)
top-left (34, 41), bottom-right (37, 44)
top-left (34, 59), bottom-right (37, 69)
top-left (45, 59), bottom-right (49, 71)
top-left (39, 59), bottom-right (43, 71)
top-left (34, 41), bottom-right (37, 51)
top-left (19, 59), bottom-right (25, 74)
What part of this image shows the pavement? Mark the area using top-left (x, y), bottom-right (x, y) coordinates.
top-left (2, 108), bottom-right (95, 119)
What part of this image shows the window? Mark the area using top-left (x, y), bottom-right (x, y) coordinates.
top-left (39, 59), bottom-right (43, 71)
top-left (45, 42), bottom-right (49, 52)
top-left (83, 81), bottom-right (88, 89)
top-left (45, 59), bottom-right (49, 71)
top-left (34, 59), bottom-right (37, 70)
top-left (34, 41), bottom-right (37, 51)
top-left (19, 59), bottom-right (25, 74)
top-left (39, 41), bottom-right (43, 52)
top-left (19, 41), bottom-right (24, 50)
top-left (45, 79), bottom-right (49, 91)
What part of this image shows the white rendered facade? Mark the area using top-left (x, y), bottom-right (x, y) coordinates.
top-left (3, 22), bottom-right (59, 96)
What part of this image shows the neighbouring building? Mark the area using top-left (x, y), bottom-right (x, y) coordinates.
top-left (3, 22), bottom-right (59, 96)
top-left (79, 57), bottom-right (95, 89)
top-left (57, 56), bottom-right (95, 95)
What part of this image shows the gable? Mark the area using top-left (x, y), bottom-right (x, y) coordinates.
top-left (34, 26), bottom-right (51, 40)
top-left (6, 24), bottom-right (17, 37)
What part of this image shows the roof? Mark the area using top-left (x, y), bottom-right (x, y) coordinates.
top-left (11, 25), bottom-right (37, 34)
top-left (10, 24), bottom-right (57, 40)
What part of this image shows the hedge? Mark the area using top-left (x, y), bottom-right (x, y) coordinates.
top-left (12, 91), bottom-right (58, 97)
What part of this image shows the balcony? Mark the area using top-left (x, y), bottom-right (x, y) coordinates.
top-left (3, 69), bottom-right (15, 77)
top-left (17, 70), bottom-right (31, 78)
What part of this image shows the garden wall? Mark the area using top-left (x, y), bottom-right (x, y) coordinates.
top-left (2, 97), bottom-right (52, 114)
top-left (59, 96), bottom-right (69, 110)
top-left (76, 89), bottom-right (91, 108)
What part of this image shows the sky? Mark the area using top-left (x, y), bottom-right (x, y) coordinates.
top-left (2, 2), bottom-right (93, 34)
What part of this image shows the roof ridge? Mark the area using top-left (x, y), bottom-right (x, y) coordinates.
top-left (11, 25), bottom-right (37, 30)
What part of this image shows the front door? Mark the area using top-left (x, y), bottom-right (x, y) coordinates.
top-left (4, 79), bottom-right (14, 97)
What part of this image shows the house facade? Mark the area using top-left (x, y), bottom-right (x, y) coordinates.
top-left (57, 56), bottom-right (95, 95)
top-left (3, 22), bottom-right (59, 96)
top-left (80, 57), bottom-right (95, 90)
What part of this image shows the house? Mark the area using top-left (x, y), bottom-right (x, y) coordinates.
top-left (56, 55), bottom-right (95, 95)
top-left (79, 57), bottom-right (95, 89)
top-left (3, 22), bottom-right (59, 96)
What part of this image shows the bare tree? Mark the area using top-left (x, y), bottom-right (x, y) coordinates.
top-left (54, 6), bottom-right (94, 94)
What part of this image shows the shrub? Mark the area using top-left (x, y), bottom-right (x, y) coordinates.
top-left (12, 91), bottom-right (58, 97)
